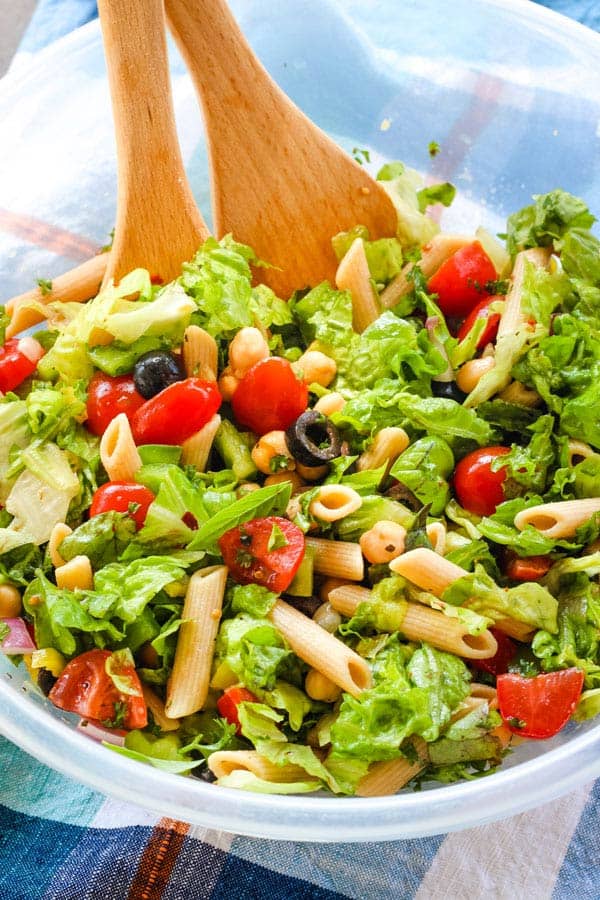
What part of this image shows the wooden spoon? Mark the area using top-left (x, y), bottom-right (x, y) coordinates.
top-left (98, 0), bottom-right (209, 287)
top-left (165, 0), bottom-right (397, 297)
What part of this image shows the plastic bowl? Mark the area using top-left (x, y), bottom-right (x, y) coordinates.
top-left (1, 0), bottom-right (600, 840)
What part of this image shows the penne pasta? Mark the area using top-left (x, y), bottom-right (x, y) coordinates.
top-left (357, 427), bottom-right (409, 472)
top-left (269, 599), bottom-right (372, 697)
top-left (514, 498), bottom-right (600, 540)
top-left (142, 685), bottom-right (180, 732)
top-left (305, 537), bottom-right (364, 581)
top-left (426, 521), bottom-right (446, 556)
top-left (494, 617), bottom-right (535, 642)
top-left (48, 522), bottom-right (73, 568)
top-left (567, 439), bottom-right (595, 467)
top-left (165, 565), bottom-right (228, 719)
top-left (356, 737), bottom-right (428, 797)
top-left (182, 324), bottom-right (218, 380)
top-left (335, 237), bottom-right (380, 333)
top-left (5, 253), bottom-right (108, 339)
top-left (380, 234), bottom-right (471, 308)
top-left (496, 247), bottom-right (551, 340)
top-left (389, 547), bottom-right (465, 596)
top-left (309, 485), bottom-right (362, 523)
top-left (328, 584), bottom-right (497, 659)
top-left (208, 750), bottom-right (307, 783)
top-left (55, 555), bottom-right (94, 591)
top-left (181, 413), bottom-right (221, 470)
top-left (100, 412), bottom-right (142, 482)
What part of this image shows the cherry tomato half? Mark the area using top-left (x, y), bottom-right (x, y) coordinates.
top-left (49, 648), bottom-right (147, 729)
top-left (505, 554), bottom-right (553, 582)
top-left (231, 357), bottom-right (308, 436)
top-left (453, 446), bottom-right (510, 517)
top-left (427, 241), bottom-right (497, 318)
top-left (219, 515), bottom-right (305, 593)
top-left (496, 668), bottom-right (584, 739)
top-left (131, 377), bottom-right (221, 445)
top-left (89, 482), bottom-right (155, 529)
top-left (217, 685), bottom-right (259, 734)
top-left (0, 337), bottom-right (45, 393)
top-left (470, 628), bottom-right (517, 677)
top-left (457, 295), bottom-right (502, 349)
top-left (86, 373), bottom-right (145, 436)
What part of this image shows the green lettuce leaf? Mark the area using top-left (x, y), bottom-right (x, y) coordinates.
top-left (505, 190), bottom-right (595, 257)
top-left (389, 436), bottom-right (454, 515)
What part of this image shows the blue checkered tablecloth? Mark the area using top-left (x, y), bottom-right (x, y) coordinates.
top-left (1, 2), bottom-right (600, 898)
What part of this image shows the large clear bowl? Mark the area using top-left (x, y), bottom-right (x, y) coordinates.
top-left (1, 0), bottom-right (600, 841)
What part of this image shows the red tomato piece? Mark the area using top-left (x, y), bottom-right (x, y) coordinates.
top-left (49, 649), bottom-right (147, 729)
top-left (86, 373), bottom-right (145, 436)
top-left (457, 296), bottom-right (502, 349)
top-left (89, 482), bottom-right (155, 529)
top-left (505, 554), bottom-right (553, 582)
top-left (453, 446), bottom-right (511, 517)
top-left (470, 628), bottom-right (517, 677)
top-left (217, 685), bottom-right (259, 733)
top-left (219, 515), bottom-right (305, 593)
top-left (496, 668), bottom-right (584, 739)
top-left (427, 241), bottom-right (497, 318)
top-left (231, 357), bottom-right (308, 436)
top-left (0, 337), bottom-right (45, 393)
top-left (131, 377), bottom-right (221, 445)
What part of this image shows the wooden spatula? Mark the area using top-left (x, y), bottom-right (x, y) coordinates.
top-left (98, 0), bottom-right (209, 287)
top-left (165, 0), bottom-right (397, 297)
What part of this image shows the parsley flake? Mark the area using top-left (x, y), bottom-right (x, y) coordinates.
top-left (36, 278), bottom-right (53, 296)
top-left (267, 523), bottom-right (289, 552)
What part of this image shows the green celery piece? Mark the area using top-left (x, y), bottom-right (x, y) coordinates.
top-left (213, 419), bottom-right (258, 481)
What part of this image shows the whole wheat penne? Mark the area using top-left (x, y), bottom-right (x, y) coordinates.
top-left (494, 617), bottom-right (535, 642)
top-left (305, 537), bottom-right (364, 581)
top-left (181, 413), bottom-right (221, 470)
top-left (5, 253), bottom-right (108, 338)
top-left (208, 750), bottom-right (308, 783)
top-left (496, 247), bottom-right (551, 340)
top-left (55, 555), bottom-right (94, 591)
top-left (356, 737), bottom-right (428, 797)
top-left (514, 498), bottom-right (600, 539)
top-left (142, 685), bottom-right (180, 732)
top-left (268, 599), bottom-right (372, 697)
top-left (100, 413), bottom-right (142, 482)
top-left (389, 548), bottom-right (466, 596)
top-left (328, 584), bottom-right (497, 659)
top-left (165, 565), bottom-right (228, 718)
top-left (335, 237), bottom-right (380, 332)
top-left (48, 522), bottom-right (73, 568)
top-left (380, 234), bottom-right (471, 308)
top-left (183, 324), bottom-right (218, 380)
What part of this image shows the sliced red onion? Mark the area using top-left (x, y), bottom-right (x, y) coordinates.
top-left (1, 618), bottom-right (36, 654)
top-left (426, 316), bottom-right (454, 383)
top-left (77, 719), bottom-right (126, 747)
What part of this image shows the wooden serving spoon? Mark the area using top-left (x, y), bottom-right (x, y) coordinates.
top-left (165, 0), bottom-right (397, 297)
top-left (97, 0), bottom-right (209, 287)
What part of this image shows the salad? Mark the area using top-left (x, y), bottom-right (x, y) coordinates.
top-left (1, 162), bottom-right (600, 798)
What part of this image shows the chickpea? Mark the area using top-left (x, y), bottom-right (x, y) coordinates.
top-left (314, 392), bottom-right (346, 416)
top-left (237, 482), bottom-right (261, 497)
top-left (292, 350), bottom-right (337, 387)
top-left (264, 471), bottom-right (304, 491)
top-left (229, 327), bottom-right (270, 378)
top-left (0, 584), bottom-right (22, 618)
top-left (359, 521), bottom-right (407, 564)
top-left (456, 357), bottom-right (495, 394)
top-left (251, 430), bottom-right (295, 475)
top-left (218, 367), bottom-right (239, 401)
top-left (305, 669), bottom-right (342, 702)
top-left (295, 462), bottom-right (328, 481)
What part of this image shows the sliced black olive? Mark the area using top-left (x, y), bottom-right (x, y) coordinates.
top-left (37, 668), bottom-right (57, 697)
top-left (431, 379), bottom-right (466, 403)
top-left (284, 595), bottom-right (322, 618)
top-left (133, 350), bottom-right (183, 399)
top-left (285, 410), bottom-right (341, 467)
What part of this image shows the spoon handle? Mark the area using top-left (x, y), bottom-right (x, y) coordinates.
top-left (98, 0), bottom-right (209, 285)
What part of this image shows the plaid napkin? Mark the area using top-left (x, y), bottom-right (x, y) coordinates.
top-left (2, 2), bottom-right (600, 898)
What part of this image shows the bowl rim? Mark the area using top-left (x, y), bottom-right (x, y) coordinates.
top-left (1, 0), bottom-right (600, 841)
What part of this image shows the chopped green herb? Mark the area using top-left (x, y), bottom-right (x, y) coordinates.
top-left (352, 147), bottom-right (371, 165)
top-left (267, 523), bottom-right (289, 552)
top-left (428, 141), bottom-right (441, 157)
top-left (36, 278), bottom-right (53, 296)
